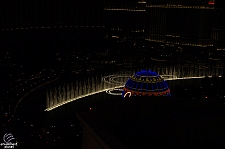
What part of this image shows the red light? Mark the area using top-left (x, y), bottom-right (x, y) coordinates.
top-left (89, 107), bottom-right (92, 111)
top-left (205, 96), bottom-right (208, 98)
top-left (208, 1), bottom-right (215, 5)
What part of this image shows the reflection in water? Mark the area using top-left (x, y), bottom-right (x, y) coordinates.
top-left (17, 78), bottom-right (203, 128)
top-left (46, 66), bottom-right (222, 110)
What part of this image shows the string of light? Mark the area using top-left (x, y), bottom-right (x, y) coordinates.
top-left (45, 75), bottom-right (221, 111)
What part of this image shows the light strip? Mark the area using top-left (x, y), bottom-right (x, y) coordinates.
top-left (124, 92), bottom-right (132, 98)
top-left (45, 75), bottom-right (221, 111)
top-left (45, 87), bottom-right (122, 111)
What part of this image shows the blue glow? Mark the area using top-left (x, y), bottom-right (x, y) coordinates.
top-left (146, 83), bottom-right (148, 91)
top-left (136, 70), bottom-right (158, 76)
top-left (140, 82), bottom-right (144, 92)
top-left (158, 82), bottom-right (163, 91)
top-left (151, 82), bottom-right (154, 91)
top-left (135, 81), bottom-right (139, 92)
top-left (123, 70), bottom-right (171, 97)
top-left (156, 82), bottom-right (159, 92)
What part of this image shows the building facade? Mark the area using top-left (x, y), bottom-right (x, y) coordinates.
top-left (213, 0), bottom-right (225, 50)
top-left (104, 0), bottom-right (216, 48)
top-left (1, 0), bottom-right (105, 28)
top-left (1, 0), bottom-right (224, 52)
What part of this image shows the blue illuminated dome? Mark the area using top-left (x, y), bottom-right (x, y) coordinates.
top-left (122, 70), bottom-right (171, 98)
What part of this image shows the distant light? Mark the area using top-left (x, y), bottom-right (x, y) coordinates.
top-left (138, 1), bottom-right (146, 3)
top-left (208, 1), bottom-right (215, 5)
top-left (90, 107), bottom-right (92, 111)
top-left (205, 96), bottom-right (208, 98)
top-left (124, 92), bottom-right (132, 98)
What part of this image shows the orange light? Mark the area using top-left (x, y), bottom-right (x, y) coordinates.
top-left (124, 92), bottom-right (132, 98)
top-left (208, 1), bottom-right (215, 5)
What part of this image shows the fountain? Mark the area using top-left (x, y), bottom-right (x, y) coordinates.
top-left (46, 65), bottom-right (223, 110)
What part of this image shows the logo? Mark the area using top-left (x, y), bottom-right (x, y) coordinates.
top-left (3, 133), bottom-right (15, 144)
top-left (0, 133), bottom-right (17, 148)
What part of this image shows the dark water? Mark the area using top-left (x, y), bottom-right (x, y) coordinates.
top-left (14, 78), bottom-right (203, 148)
top-left (167, 78), bottom-right (202, 93)
top-left (15, 87), bottom-right (111, 148)
top-left (16, 88), bottom-right (107, 122)
top-left (16, 78), bottom-right (203, 128)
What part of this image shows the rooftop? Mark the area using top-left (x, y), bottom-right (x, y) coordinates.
top-left (77, 96), bottom-right (225, 148)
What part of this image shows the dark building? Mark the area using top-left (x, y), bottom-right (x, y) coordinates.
top-left (1, 0), bottom-right (105, 28)
top-left (77, 96), bottom-right (225, 148)
top-left (213, 0), bottom-right (225, 50)
top-left (104, 0), bottom-right (216, 49)
top-left (1, 0), bottom-right (224, 51)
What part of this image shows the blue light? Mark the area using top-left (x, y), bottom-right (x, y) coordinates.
top-left (122, 70), bottom-right (171, 97)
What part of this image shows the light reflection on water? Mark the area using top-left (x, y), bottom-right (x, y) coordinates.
top-left (16, 78), bottom-right (203, 129)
